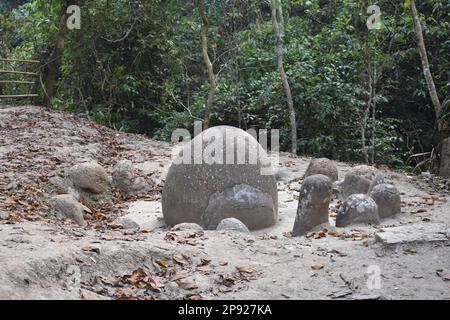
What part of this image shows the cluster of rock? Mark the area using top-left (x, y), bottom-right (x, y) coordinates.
top-left (49, 159), bottom-right (150, 227)
top-left (293, 161), bottom-right (402, 236)
top-left (161, 126), bottom-right (403, 236)
top-left (48, 125), bottom-right (404, 236)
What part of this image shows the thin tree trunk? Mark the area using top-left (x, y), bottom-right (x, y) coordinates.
top-left (371, 62), bottom-right (376, 163)
top-left (271, 0), bottom-right (297, 154)
top-left (361, 64), bottom-right (372, 164)
top-left (197, 0), bottom-right (217, 129)
top-left (411, 0), bottom-right (443, 129)
top-left (42, 0), bottom-right (75, 107)
top-left (411, 0), bottom-right (449, 174)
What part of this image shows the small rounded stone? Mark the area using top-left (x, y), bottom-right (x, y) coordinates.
top-left (304, 158), bottom-right (339, 182)
top-left (336, 194), bottom-right (379, 227)
top-left (370, 183), bottom-right (401, 219)
top-left (216, 218), bottom-right (250, 234)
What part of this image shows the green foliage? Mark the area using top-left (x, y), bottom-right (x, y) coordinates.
top-left (1, 0), bottom-right (449, 170)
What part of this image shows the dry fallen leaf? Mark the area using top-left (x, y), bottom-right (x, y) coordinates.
top-left (141, 227), bottom-right (154, 233)
top-left (176, 281), bottom-right (198, 290)
top-left (126, 267), bottom-right (147, 285)
top-left (196, 265), bottom-right (212, 272)
top-left (155, 259), bottom-right (171, 268)
top-left (144, 275), bottom-right (165, 292)
top-left (237, 266), bottom-right (257, 273)
top-left (185, 294), bottom-right (203, 300)
top-left (311, 263), bottom-right (324, 270)
top-left (173, 254), bottom-right (189, 265)
top-left (172, 270), bottom-right (189, 281)
top-left (403, 248), bottom-right (417, 254)
top-left (81, 245), bottom-right (100, 254)
top-left (328, 230), bottom-right (346, 237)
top-left (436, 271), bottom-right (450, 281)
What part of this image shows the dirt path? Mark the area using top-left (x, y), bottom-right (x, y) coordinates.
top-left (0, 105), bottom-right (449, 300)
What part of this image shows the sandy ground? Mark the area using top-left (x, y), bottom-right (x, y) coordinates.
top-left (0, 105), bottom-right (449, 300)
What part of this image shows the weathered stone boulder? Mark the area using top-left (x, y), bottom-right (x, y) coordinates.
top-left (49, 194), bottom-right (88, 226)
top-left (112, 159), bottom-right (149, 194)
top-left (162, 126), bottom-right (278, 230)
top-left (68, 161), bottom-right (109, 194)
top-left (112, 160), bottom-right (134, 191)
top-left (292, 174), bottom-right (332, 236)
top-left (369, 183), bottom-right (401, 219)
top-left (216, 217), bottom-right (250, 234)
top-left (341, 165), bottom-right (384, 199)
top-left (336, 194), bottom-right (379, 227)
top-left (274, 167), bottom-right (295, 182)
top-left (304, 158), bottom-right (338, 182)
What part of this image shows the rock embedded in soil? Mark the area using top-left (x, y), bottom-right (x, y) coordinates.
top-left (304, 158), bottom-right (338, 182)
top-left (112, 159), bottom-right (134, 192)
top-left (292, 174), bottom-right (332, 236)
top-left (369, 183), bottom-right (401, 219)
top-left (0, 211), bottom-right (10, 220)
top-left (68, 161), bottom-right (109, 194)
top-left (162, 126), bottom-right (278, 230)
top-left (341, 165), bottom-right (384, 199)
top-left (274, 167), bottom-right (295, 182)
top-left (49, 194), bottom-right (88, 226)
top-left (336, 194), bottom-right (379, 227)
top-left (112, 159), bottom-right (150, 195)
top-left (114, 217), bottom-right (140, 230)
top-left (375, 223), bottom-right (450, 245)
top-left (216, 217), bottom-right (250, 234)
top-left (171, 223), bottom-right (204, 231)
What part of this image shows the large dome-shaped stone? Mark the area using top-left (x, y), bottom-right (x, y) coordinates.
top-left (162, 126), bottom-right (278, 230)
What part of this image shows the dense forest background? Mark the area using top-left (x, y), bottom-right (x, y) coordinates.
top-left (0, 0), bottom-right (449, 171)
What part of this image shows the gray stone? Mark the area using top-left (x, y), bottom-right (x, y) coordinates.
top-left (304, 158), bottom-right (339, 182)
top-left (112, 160), bottom-right (134, 191)
top-left (203, 184), bottom-right (275, 230)
top-left (274, 167), bottom-right (295, 182)
top-left (68, 161), bottom-right (109, 194)
top-left (162, 126), bottom-right (278, 230)
top-left (341, 165), bottom-right (384, 199)
top-left (375, 223), bottom-right (450, 245)
top-left (49, 194), bottom-right (88, 226)
top-left (114, 217), bottom-right (140, 230)
top-left (112, 160), bottom-right (152, 194)
top-left (369, 183), bottom-right (401, 219)
top-left (216, 217), bottom-right (250, 234)
top-left (292, 174), bottom-right (332, 236)
top-left (125, 201), bottom-right (165, 229)
top-left (336, 194), bottom-right (379, 227)
top-left (171, 223), bottom-right (204, 231)
top-left (0, 211), bottom-right (10, 220)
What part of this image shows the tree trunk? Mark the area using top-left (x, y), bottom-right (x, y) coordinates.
top-left (197, 0), bottom-right (217, 130)
top-left (271, 0), bottom-right (297, 154)
top-left (42, 0), bottom-right (75, 107)
top-left (411, 0), bottom-right (444, 130)
top-left (411, 0), bottom-right (448, 173)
